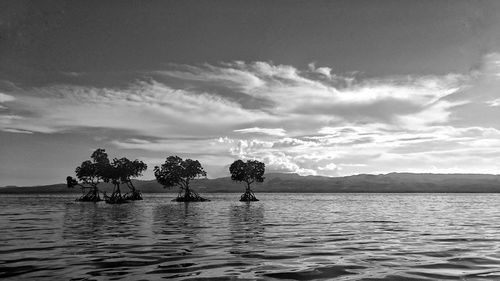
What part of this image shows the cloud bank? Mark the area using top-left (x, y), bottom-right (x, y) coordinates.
top-left (2, 54), bottom-right (500, 177)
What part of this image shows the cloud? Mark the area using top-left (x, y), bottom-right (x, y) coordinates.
top-left (320, 163), bottom-right (337, 170)
top-left (0, 93), bottom-right (15, 103)
top-left (444, 53), bottom-right (500, 129)
top-left (486, 98), bottom-right (500, 106)
top-left (112, 137), bottom-right (234, 155)
top-left (2, 61), bottom-right (466, 137)
top-left (234, 127), bottom-right (286, 136)
top-left (308, 62), bottom-right (332, 78)
top-left (4, 56), bottom-right (500, 177)
top-left (1, 128), bottom-right (33, 134)
top-left (216, 121), bottom-right (500, 177)
top-left (0, 80), bottom-right (269, 136)
top-left (154, 61), bottom-right (465, 130)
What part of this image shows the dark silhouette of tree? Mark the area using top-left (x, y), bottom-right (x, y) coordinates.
top-left (229, 159), bottom-right (265, 201)
top-left (67, 149), bottom-right (148, 204)
top-left (154, 156), bottom-right (209, 202)
top-left (114, 158), bottom-right (147, 201)
top-left (66, 176), bottom-right (78, 188)
top-left (66, 148), bottom-right (110, 202)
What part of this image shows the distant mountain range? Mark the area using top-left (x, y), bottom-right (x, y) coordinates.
top-left (2, 173), bottom-right (500, 194)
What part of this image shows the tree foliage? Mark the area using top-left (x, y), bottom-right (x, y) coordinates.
top-left (66, 176), bottom-right (78, 188)
top-left (229, 159), bottom-right (265, 201)
top-left (74, 148), bottom-right (110, 187)
top-left (154, 156), bottom-right (206, 189)
top-left (154, 156), bottom-right (208, 202)
top-left (91, 148), bottom-right (111, 169)
top-left (113, 158), bottom-right (148, 185)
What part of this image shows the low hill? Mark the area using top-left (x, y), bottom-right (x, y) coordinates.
top-left (2, 173), bottom-right (500, 194)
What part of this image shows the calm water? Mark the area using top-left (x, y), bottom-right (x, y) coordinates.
top-left (2, 193), bottom-right (500, 280)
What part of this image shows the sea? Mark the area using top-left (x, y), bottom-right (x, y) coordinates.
top-left (1, 193), bottom-right (500, 280)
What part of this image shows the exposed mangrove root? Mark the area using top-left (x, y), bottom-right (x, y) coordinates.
top-left (124, 190), bottom-right (143, 201)
top-left (240, 189), bottom-right (259, 202)
top-left (104, 192), bottom-right (129, 204)
top-left (104, 183), bottom-right (129, 204)
top-left (76, 193), bottom-right (101, 202)
top-left (76, 189), bottom-right (101, 202)
top-left (173, 189), bottom-right (210, 202)
top-left (124, 182), bottom-right (143, 200)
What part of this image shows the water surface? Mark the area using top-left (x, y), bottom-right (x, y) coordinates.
top-left (2, 193), bottom-right (500, 280)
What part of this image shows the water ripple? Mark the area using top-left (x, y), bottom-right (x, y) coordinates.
top-left (2, 193), bottom-right (500, 280)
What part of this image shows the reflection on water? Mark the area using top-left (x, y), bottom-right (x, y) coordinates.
top-left (153, 202), bottom-right (204, 236)
top-left (62, 203), bottom-right (106, 240)
top-left (229, 203), bottom-right (265, 258)
top-left (63, 201), bottom-right (149, 240)
top-left (2, 194), bottom-right (500, 280)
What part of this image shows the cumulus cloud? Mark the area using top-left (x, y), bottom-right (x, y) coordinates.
top-left (317, 163), bottom-right (339, 176)
top-left (308, 62), bottom-right (332, 78)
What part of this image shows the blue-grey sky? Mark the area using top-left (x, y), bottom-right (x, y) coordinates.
top-left (2, 0), bottom-right (500, 186)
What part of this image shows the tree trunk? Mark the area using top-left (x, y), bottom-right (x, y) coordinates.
top-left (105, 182), bottom-right (129, 204)
top-left (173, 180), bottom-right (209, 202)
top-left (76, 185), bottom-right (102, 202)
top-left (128, 181), bottom-right (136, 192)
top-left (124, 181), bottom-right (143, 201)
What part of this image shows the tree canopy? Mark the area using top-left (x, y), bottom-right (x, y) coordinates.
top-left (74, 148), bottom-right (110, 187)
top-left (113, 158), bottom-right (148, 185)
top-left (154, 156), bottom-right (206, 189)
top-left (100, 158), bottom-right (138, 184)
top-left (229, 159), bottom-right (265, 187)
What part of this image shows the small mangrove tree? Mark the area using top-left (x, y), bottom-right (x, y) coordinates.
top-left (114, 158), bottom-right (147, 201)
top-left (66, 148), bottom-right (110, 202)
top-left (229, 159), bottom-right (265, 201)
top-left (154, 156), bottom-right (209, 202)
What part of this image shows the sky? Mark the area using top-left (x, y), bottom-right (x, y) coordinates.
top-left (2, 0), bottom-right (500, 186)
